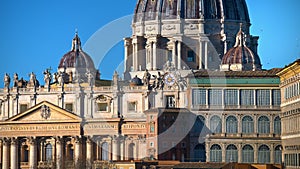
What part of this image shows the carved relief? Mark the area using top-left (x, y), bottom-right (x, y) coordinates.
top-left (163, 24), bottom-right (176, 31)
top-left (41, 105), bottom-right (51, 120)
top-left (146, 26), bottom-right (156, 32)
top-left (184, 24), bottom-right (198, 30)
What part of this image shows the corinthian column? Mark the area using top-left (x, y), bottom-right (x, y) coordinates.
top-left (86, 137), bottom-right (93, 169)
top-left (29, 137), bottom-right (37, 169)
top-left (74, 136), bottom-right (82, 165)
top-left (112, 137), bottom-right (119, 161)
top-left (2, 138), bottom-right (10, 169)
top-left (56, 137), bottom-right (63, 169)
top-left (11, 137), bottom-right (18, 169)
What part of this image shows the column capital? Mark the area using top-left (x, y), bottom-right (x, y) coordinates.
top-left (55, 136), bottom-right (64, 145)
top-left (11, 137), bottom-right (18, 145)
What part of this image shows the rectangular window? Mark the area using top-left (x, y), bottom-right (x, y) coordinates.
top-left (166, 95), bottom-right (175, 108)
top-left (224, 89), bottom-right (238, 106)
top-left (192, 89), bottom-right (206, 106)
top-left (65, 103), bottom-right (73, 112)
top-left (272, 89), bottom-right (281, 106)
top-left (97, 103), bottom-right (108, 112)
top-left (20, 104), bottom-right (28, 113)
top-left (256, 89), bottom-right (270, 106)
top-left (187, 50), bottom-right (195, 62)
top-left (209, 89), bottom-right (222, 106)
top-left (240, 89), bottom-right (254, 106)
top-left (128, 102), bottom-right (137, 112)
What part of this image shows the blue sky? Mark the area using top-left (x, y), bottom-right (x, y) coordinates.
top-left (0, 0), bottom-right (299, 87)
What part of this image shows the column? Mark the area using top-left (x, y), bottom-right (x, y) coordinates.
top-left (254, 144), bottom-right (258, 163)
top-left (40, 140), bottom-right (44, 162)
top-left (86, 137), bottom-right (93, 168)
top-left (124, 38), bottom-right (130, 72)
top-left (120, 138), bottom-right (124, 161)
top-left (74, 136), bottom-right (82, 164)
top-left (0, 139), bottom-right (2, 167)
top-left (270, 115), bottom-right (274, 134)
top-left (29, 138), bottom-right (37, 169)
top-left (112, 137), bottom-right (119, 161)
top-left (11, 138), bottom-right (18, 169)
top-left (238, 144), bottom-right (242, 163)
top-left (2, 138), bottom-right (10, 169)
top-left (177, 41), bottom-right (182, 69)
top-left (199, 41), bottom-right (203, 69)
top-left (270, 144), bottom-right (274, 164)
top-left (153, 41), bottom-right (157, 70)
top-left (172, 41), bottom-right (176, 66)
top-left (221, 143), bottom-right (226, 162)
top-left (237, 115), bottom-right (242, 134)
top-left (56, 137), bottom-right (63, 169)
top-left (204, 41), bottom-right (208, 69)
top-left (222, 115), bottom-right (226, 134)
top-left (206, 143), bottom-right (210, 162)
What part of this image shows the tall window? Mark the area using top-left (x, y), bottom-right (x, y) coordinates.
top-left (45, 144), bottom-right (53, 161)
top-left (272, 89), bottom-right (281, 106)
top-left (226, 116), bottom-right (238, 134)
top-left (192, 89), bottom-right (206, 106)
top-left (210, 144), bottom-right (222, 162)
top-left (128, 101), bottom-right (137, 112)
top-left (274, 145), bottom-right (282, 164)
top-left (256, 89), bottom-right (270, 106)
top-left (258, 116), bottom-right (270, 134)
top-left (240, 89), bottom-right (254, 106)
top-left (192, 115), bottom-right (205, 134)
top-left (20, 104), bottom-right (28, 113)
top-left (102, 142), bottom-right (109, 161)
top-left (226, 145), bottom-right (238, 162)
top-left (258, 145), bottom-right (270, 164)
top-left (242, 145), bottom-right (254, 163)
top-left (224, 89), bottom-right (238, 106)
top-left (65, 103), bottom-right (73, 112)
top-left (128, 143), bottom-right (135, 160)
top-left (209, 89), bottom-right (222, 106)
top-left (166, 95), bottom-right (175, 108)
top-left (187, 50), bottom-right (195, 62)
top-left (242, 116), bottom-right (254, 134)
top-left (274, 116), bottom-right (281, 135)
top-left (210, 115), bottom-right (222, 133)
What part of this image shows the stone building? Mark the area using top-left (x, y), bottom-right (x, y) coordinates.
top-left (0, 0), bottom-right (290, 169)
top-left (277, 60), bottom-right (300, 168)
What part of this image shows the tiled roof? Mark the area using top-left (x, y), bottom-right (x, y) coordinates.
top-left (188, 68), bottom-right (282, 78)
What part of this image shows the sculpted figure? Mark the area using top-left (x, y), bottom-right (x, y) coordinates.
top-left (13, 73), bottom-right (19, 87)
top-left (43, 69), bottom-right (52, 87)
top-left (4, 73), bottom-right (10, 88)
top-left (143, 69), bottom-right (151, 87)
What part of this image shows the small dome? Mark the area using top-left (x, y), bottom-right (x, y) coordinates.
top-left (58, 33), bottom-right (95, 70)
top-left (221, 27), bottom-right (262, 71)
top-left (130, 75), bottom-right (143, 86)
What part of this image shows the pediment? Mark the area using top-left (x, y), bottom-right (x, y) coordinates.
top-left (6, 101), bottom-right (81, 122)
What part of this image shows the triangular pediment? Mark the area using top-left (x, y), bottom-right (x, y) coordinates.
top-left (6, 101), bottom-right (82, 122)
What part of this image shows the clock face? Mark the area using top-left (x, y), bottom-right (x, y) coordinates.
top-left (164, 73), bottom-right (176, 86)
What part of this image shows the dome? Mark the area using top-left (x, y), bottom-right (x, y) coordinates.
top-left (221, 28), bottom-right (262, 71)
top-left (58, 33), bottom-right (95, 70)
top-left (134, 0), bottom-right (250, 23)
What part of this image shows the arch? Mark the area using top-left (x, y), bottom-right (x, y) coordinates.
top-left (210, 144), bottom-right (222, 162)
top-left (258, 145), bottom-right (270, 164)
top-left (210, 115), bottom-right (222, 133)
top-left (258, 116), bottom-right (270, 134)
top-left (242, 116), bottom-right (254, 133)
top-left (45, 144), bottom-right (53, 161)
top-left (194, 144), bottom-right (206, 162)
top-left (102, 142), bottom-right (109, 161)
top-left (274, 116), bottom-right (281, 135)
top-left (226, 116), bottom-right (238, 133)
top-left (128, 143), bottom-right (136, 160)
top-left (242, 145), bottom-right (254, 163)
top-left (192, 115), bottom-right (205, 134)
top-left (225, 144), bottom-right (238, 162)
top-left (274, 145), bottom-right (282, 164)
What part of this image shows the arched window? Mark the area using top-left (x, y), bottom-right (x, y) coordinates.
top-left (45, 144), bottom-right (53, 161)
top-left (226, 116), bottom-right (238, 133)
top-left (128, 143), bottom-right (135, 160)
top-left (242, 145), bottom-right (254, 163)
top-left (274, 116), bottom-right (281, 135)
top-left (226, 145), bottom-right (238, 162)
top-left (210, 115), bottom-right (222, 133)
top-left (274, 145), bottom-right (282, 164)
top-left (192, 115), bottom-right (205, 134)
top-left (210, 144), bottom-right (222, 162)
top-left (258, 145), bottom-right (270, 164)
top-left (194, 144), bottom-right (206, 162)
top-left (242, 116), bottom-right (254, 133)
top-left (258, 116), bottom-right (270, 134)
top-left (102, 142), bottom-right (109, 161)
top-left (21, 145), bottom-right (29, 162)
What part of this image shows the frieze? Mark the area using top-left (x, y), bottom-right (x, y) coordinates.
top-left (122, 124), bottom-right (146, 129)
top-left (0, 124), bottom-right (79, 132)
top-left (85, 124), bottom-right (117, 129)
top-left (163, 24), bottom-right (176, 31)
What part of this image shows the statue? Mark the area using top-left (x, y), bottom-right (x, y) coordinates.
top-left (43, 69), bottom-right (52, 87)
top-left (13, 73), bottom-right (19, 87)
top-left (4, 73), bottom-right (10, 89)
top-left (28, 72), bottom-right (38, 87)
top-left (157, 71), bottom-right (164, 90)
top-left (57, 71), bottom-right (64, 86)
top-left (86, 71), bottom-right (94, 86)
top-left (143, 69), bottom-right (151, 87)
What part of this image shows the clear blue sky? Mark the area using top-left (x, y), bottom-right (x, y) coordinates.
top-left (0, 0), bottom-right (299, 87)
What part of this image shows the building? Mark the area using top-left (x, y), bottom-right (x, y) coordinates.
top-left (277, 60), bottom-right (300, 168)
top-left (0, 0), bottom-right (291, 169)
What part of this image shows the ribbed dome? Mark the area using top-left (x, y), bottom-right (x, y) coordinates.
top-left (221, 28), bottom-right (262, 71)
top-left (134, 0), bottom-right (250, 22)
top-left (58, 33), bottom-right (95, 70)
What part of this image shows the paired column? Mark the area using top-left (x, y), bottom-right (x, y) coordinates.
top-left (2, 138), bottom-right (10, 169)
top-left (10, 138), bottom-right (18, 169)
top-left (74, 136), bottom-right (82, 165)
top-left (112, 137), bottom-right (119, 161)
top-left (172, 40), bottom-right (176, 66)
top-left (86, 137), bottom-right (93, 168)
top-left (132, 38), bottom-right (138, 71)
top-left (29, 137), bottom-right (37, 169)
top-left (56, 137), bottom-right (63, 169)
